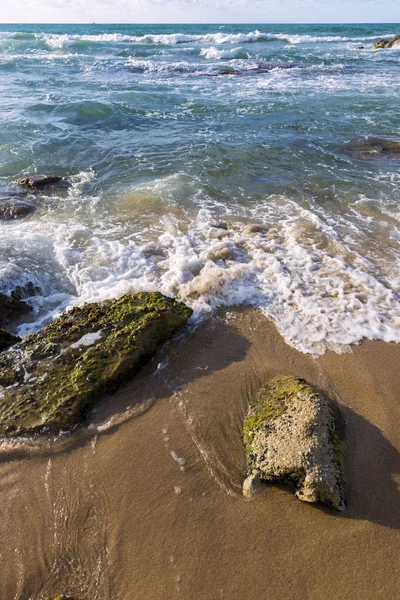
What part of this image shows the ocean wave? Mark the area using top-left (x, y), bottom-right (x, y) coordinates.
top-left (33, 30), bottom-right (273, 49)
top-left (199, 46), bottom-right (248, 60)
top-left (126, 57), bottom-right (195, 74)
top-left (0, 32), bottom-right (20, 40)
top-left (4, 29), bottom-right (394, 50)
top-left (272, 33), bottom-right (395, 44)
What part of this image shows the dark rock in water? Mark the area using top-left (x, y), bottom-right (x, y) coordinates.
top-left (373, 34), bottom-right (400, 49)
top-left (346, 138), bottom-right (400, 159)
top-left (0, 292), bottom-right (192, 436)
top-left (220, 64), bottom-right (297, 76)
top-left (14, 175), bottom-right (64, 189)
top-left (243, 376), bottom-right (346, 511)
top-left (0, 292), bottom-right (31, 327)
top-left (202, 63), bottom-right (298, 77)
top-left (0, 329), bottom-right (21, 352)
top-left (11, 281), bottom-right (42, 300)
top-left (0, 198), bottom-right (36, 220)
top-left (210, 221), bottom-right (228, 230)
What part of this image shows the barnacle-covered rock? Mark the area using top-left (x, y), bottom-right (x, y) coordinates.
top-left (243, 376), bottom-right (346, 511)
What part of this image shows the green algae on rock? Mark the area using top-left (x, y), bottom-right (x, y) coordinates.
top-left (0, 292), bottom-right (192, 436)
top-left (243, 376), bottom-right (346, 511)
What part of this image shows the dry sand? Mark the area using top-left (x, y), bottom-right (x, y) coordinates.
top-left (1, 307), bottom-right (399, 600)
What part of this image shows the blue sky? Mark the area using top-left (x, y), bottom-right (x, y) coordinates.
top-left (2, 0), bottom-right (400, 24)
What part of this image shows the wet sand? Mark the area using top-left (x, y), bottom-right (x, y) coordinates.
top-left (1, 307), bottom-right (400, 599)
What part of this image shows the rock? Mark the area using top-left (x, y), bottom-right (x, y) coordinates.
top-left (243, 472), bottom-right (263, 498)
top-left (202, 63), bottom-right (298, 77)
top-left (0, 198), bottom-right (36, 220)
top-left (0, 329), bottom-right (21, 352)
top-left (245, 224), bottom-right (268, 235)
top-left (373, 34), bottom-right (400, 49)
top-left (11, 281), bottom-right (42, 300)
top-left (0, 292), bottom-right (31, 327)
top-left (346, 138), bottom-right (400, 159)
top-left (211, 221), bottom-right (228, 230)
top-left (219, 64), bottom-right (296, 76)
top-left (14, 175), bottom-right (64, 189)
top-left (374, 39), bottom-right (388, 49)
top-left (243, 376), bottom-right (346, 511)
top-left (0, 292), bottom-right (192, 436)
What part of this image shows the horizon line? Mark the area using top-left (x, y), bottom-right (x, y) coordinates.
top-left (0, 21), bottom-right (399, 25)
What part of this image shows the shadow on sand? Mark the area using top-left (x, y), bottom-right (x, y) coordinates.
top-left (1, 309), bottom-right (399, 531)
top-left (340, 405), bottom-right (400, 529)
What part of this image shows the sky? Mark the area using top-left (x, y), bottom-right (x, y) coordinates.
top-left (1, 0), bottom-right (400, 24)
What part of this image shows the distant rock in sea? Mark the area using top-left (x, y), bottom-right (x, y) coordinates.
top-left (243, 376), bottom-right (346, 511)
top-left (345, 138), bottom-right (400, 159)
top-left (202, 63), bottom-right (298, 77)
top-left (14, 174), bottom-right (65, 189)
top-left (0, 292), bottom-right (192, 436)
top-left (373, 34), bottom-right (400, 49)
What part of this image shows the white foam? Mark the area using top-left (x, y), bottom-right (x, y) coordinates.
top-left (23, 183), bottom-right (396, 355)
top-left (272, 33), bottom-right (392, 45)
top-left (199, 46), bottom-right (245, 60)
top-left (70, 330), bottom-right (103, 349)
top-left (126, 57), bottom-right (193, 73)
top-left (1, 171), bottom-right (399, 355)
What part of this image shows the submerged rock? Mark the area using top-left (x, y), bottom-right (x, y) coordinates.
top-left (0, 198), bottom-right (36, 220)
top-left (14, 174), bottom-right (64, 189)
top-left (0, 292), bottom-right (31, 327)
top-left (346, 138), bottom-right (400, 159)
top-left (0, 292), bottom-right (192, 436)
top-left (243, 376), bottom-right (346, 511)
top-left (373, 34), bottom-right (400, 49)
top-left (0, 329), bottom-right (21, 352)
top-left (202, 63), bottom-right (298, 77)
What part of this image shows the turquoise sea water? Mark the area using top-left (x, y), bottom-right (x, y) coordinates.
top-left (0, 23), bottom-right (399, 353)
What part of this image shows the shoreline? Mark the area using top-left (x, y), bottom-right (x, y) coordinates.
top-left (1, 306), bottom-right (400, 599)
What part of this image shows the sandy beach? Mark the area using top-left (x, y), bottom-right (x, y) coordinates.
top-left (1, 307), bottom-right (399, 599)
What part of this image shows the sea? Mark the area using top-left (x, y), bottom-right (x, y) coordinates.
top-left (0, 23), bottom-right (399, 354)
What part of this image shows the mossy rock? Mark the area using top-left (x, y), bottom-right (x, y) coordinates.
top-left (243, 376), bottom-right (346, 511)
top-left (0, 292), bottom-right (192, 436)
